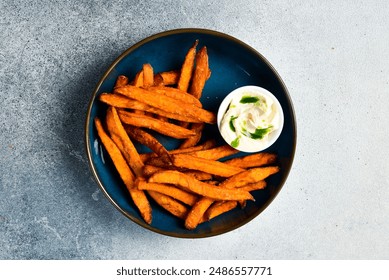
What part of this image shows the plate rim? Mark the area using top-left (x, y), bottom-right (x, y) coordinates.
top-left (84, 28), bottom-right (297, 238)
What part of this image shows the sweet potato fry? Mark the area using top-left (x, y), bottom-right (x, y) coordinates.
top-left (128, 189), bottom-right (153, 224)
top-left (187, 145), bottom-right (239, 160)
top-left (179, 123), bottom-right (204, 148)
top-left (169, 139), bottom-right (216, 155)
top-left (220, 166), bottom-right (280, 189)
top-left (185, 196), bottom-right (214, 230)
top-left (137, 180), bottom-right (198, 206)
top-left (153, 73), bottom-right (164, 86)
top-left (224, 153), bottom-right (277, 168)
top-left (142, 164), bottom-right (165, 177)
top-left (171, 154), bottom-right (245, 177)
top-left (148, 170), bottom-right (254, 201)
top-left (133, 69), bottom-right (144, 87)
top-left (119, 110), bottom-right (196, 139)
top-left (205, 200), bottom-right (238, 221)
top-left (114, 85), bottom-right (216, 124)
top-left (142, 164), bottom-right (212, 181)
top-left (239, 180), bottom-right (267, 192)
top-left (126, 126), bottom-right (171, 161)
top-left (114, 75), bottom-right (129, 88)
top-left (183, 170), bottom-right (213, 181)
top-left (94, 117), bottom-right (152, 224)
top-left (147, 86), bottom-right (202, 107)
top-left (157, 70), bottom-right (179, 85)
top-left (107, 107), bottom-right (144, 177)
top-left (99, 94), bottom-right (204, 123)
top-left (95, 117), bottom-right (135, 188)
top-left (148, 190), bottom-right (188, 219)
top-left (142, 63), bottom-right (154, 88)
top-left (178, 40), bottom-right (198, 92)
top-left (189, 46), bottom-right (210, 99)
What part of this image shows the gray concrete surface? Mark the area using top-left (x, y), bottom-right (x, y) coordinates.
top-left (1, 0), bottom-right (388, 259)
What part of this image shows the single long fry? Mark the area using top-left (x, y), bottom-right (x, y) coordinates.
top-left (119, 110), bottom-right (196, 139)
top-left (114, 75), bottom-right (129, 88)
top-left (99, 94), bottom-right (204, 123)
top-left (157, 70), bottom-right (179, 85)
top-left (205, 200), bottom-right (238, 221)
top-left (149, 170), bottom-right (253, 201)
top-left (94, 117), bottom-right (152, 224)
top-left (148, 190), bottom-right (188, 219)
top-left (128, 189), bottom-right (153, 224)
top-left (220, 166), bottom-right (280, 189)
top-left (239, 180), bottom-right (267, 192)
top-left (126, 126), bottom-right (171, 161)
top-left (224, 153), bottom-right (277, 168)
top-left (133, 69), bottom-right (144, 87)
top-left (185, 196), bottom-right (214, 230)
top-left (108, 107), bottom-right (144, 177)
top-left (171, 154), bottom-right (245, 177)
top-left (187, 145), bottom-right (239, 160)
top-left (179, 123), bottom-right (204, 148)
top-left (142, 164), bottom-right (212, 181)
top-left (147, 86), bottom-right (202, 107)
top-left (153, 73), bottom-right (164, 86)
top-left (178, 40), bottom-right (198, 92)
top-left (114, 85), bottom-right (216, 124)
top-left (137, 180), bottom-right (198, 206)
top-left (95, 117), bottom-right (135, 188)
top-left (142, 63), bottom-right (154, 88)
top-left (189, 46), bottom-right (210, 99)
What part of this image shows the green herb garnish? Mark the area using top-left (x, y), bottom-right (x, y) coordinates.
top-left (240, 96), bottom-right (260, 104)
top-left (249, 126), bottom-right (273, 139)
top-left (231, 137), bottom-right (240, 148)
top-left (229, 116), bottom-right (238, 132)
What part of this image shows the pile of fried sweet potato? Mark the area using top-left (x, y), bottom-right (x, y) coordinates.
top-left (95, 41), bottom-right (279, 230)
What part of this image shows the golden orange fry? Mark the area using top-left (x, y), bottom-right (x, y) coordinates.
top-left (114, 75), bottom-right (129, 88)
top-left (224, 153), bottom-right (277, 168)
top-left (147, 86), bottom-right (202, 107)
top-left (178, 40), bottom-right (198, 92)
top-left (171, 153), bottom-right (245, 177)
top-left (157, 70), bottom-right (179, 86)
top-left (148, 190), bottom-right (188, 219)
top-left (137, 180), bottom-right (198, 206)
top-left (189, 46), bottom-right (210, 99)
top-left (205, 200), bottom-right (238, 221)
top-left (179, 123), bottom-right (204, 149)
top-left (119, 110), bottom-right (196, 139)
top-left (114, 85), bottom-right (216, 124)
top-left (149, 170), bottom-right (253, 201)
top-left (133, 69), bottom-right (144, 87)
top-left (220, 166), bottom-right (280, 189)
top-left (108, 107), bottom-right (144, 177)
top-left (153, 73), bottom-right (164, 86)
top-left (94, 117), bottom-right (152, 224)
top-left (99, 93), bottom-right (204, 123)
top-left (126, 126), bottom-right (171, 161)
top-left (185, 196), bottom-right (214, 230)
top-left (239, 180), bottom-right (267, 192)
top-left (187, 145), bottom-right (239, 160)
top-left (142, 63), bottom-right (154, 88)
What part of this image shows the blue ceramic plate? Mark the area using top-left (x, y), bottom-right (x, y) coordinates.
top-left (85, 28), bottom-right (296, 238)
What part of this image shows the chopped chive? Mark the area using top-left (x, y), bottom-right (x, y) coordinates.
top-left (229, 116), bottom-right (238, 132)
top-left (240, 96), bottom-right (260, 104)
top-left (249, 126), bottom-right (273, 139)
top-left (231, 137), bottom-right (240, 148)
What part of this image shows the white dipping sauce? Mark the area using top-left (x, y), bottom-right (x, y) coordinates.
top-left (218, 86), bottom-right (283, 153)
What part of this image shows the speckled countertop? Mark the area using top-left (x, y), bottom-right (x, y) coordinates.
top-left (1, 0), bottom-right (388, 259)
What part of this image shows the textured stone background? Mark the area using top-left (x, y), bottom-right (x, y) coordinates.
top-left (1, 0), bottom-right (388, 259)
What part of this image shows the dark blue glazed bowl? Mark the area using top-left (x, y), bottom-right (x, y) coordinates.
top-left (85, 28), bottom-right (296, 238)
